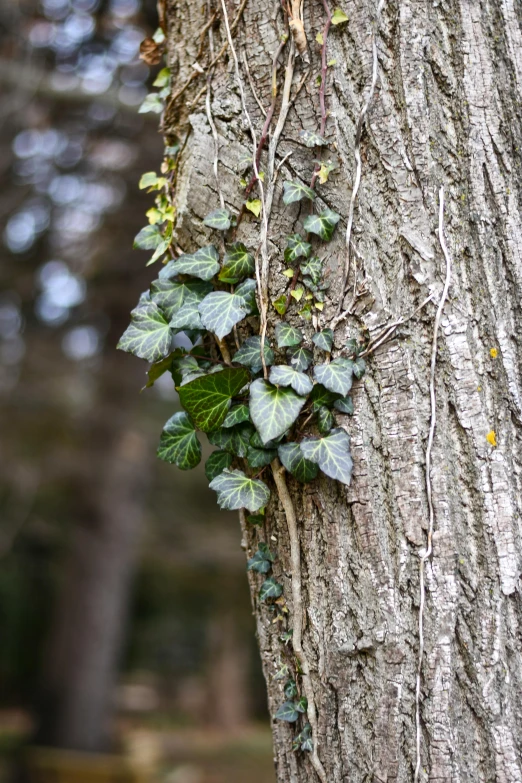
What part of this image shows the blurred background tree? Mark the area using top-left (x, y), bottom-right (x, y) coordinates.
top-left (0, 1), bottom-right (273, 780)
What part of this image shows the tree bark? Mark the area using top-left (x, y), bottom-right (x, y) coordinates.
top-left (164, 1), bottom-right (522, 780)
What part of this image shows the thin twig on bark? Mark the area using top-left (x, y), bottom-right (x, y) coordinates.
top-left (205, 4), bottom-right (225, 209)
top-left (414, 186), bottom-right (452, 783)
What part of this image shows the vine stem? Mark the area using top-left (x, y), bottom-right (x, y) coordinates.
top-left (205, 4), bottom-right (225, 209)
top-left (271, 459), bottom-right (327, 783)
top-left (336, 0), bottom-right (386, 317)
top-left (414, 186), bottom-right (452, 783)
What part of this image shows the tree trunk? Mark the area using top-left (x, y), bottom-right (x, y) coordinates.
top-left (164, 1), bottom-right (522, 780)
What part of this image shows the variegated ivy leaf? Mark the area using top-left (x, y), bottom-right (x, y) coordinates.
top-left (138, 92), bottom-right (164, 114)
top-left (249, 379), bottom-right (306, 445)
top-left (171, 355), bottom-right (200, 384)
top-left (284, 680), bottom-right (298, 699)
top-left (235, 278), bottom-right (258, 314)
top-left (168, 245), bottom-right (220, 281)
top-left (208, 422), bottom-right (255, 457)
top-left (177, 366), bottom-right (250, 432)
top-left (158, 259), bottom-right (178, 279)
top-left (209, 468), bottom-right (270, 512)
top-left (250, 430), bottom-right (282, 450)
top-left (317, 405), bottom-right (334, 433)
top-left (259, 576), bottom-right (283, 601)
top-left (312, 328), bottom-right (334, 352)
top-left (284, 234), bottom-right (312, 264)
top-left (219, 242), bottom-right (255, 283)
top-left (234, 336), bottom-right (274, 371)
top-left (303, 208), bottom-right (341, 241)
top-left (310, 383), bottom-right (341, 411)
top-left (353, 357), bottom-right (366, 379)
top-left (203, 208), bottom-right (232, 231)
top-left (246, 445), bottom-right (278, 468)
top-left (198, 291), bottom-right (249, 339)
top-left (274, 701), bottom-right (300, 722)
top-left (204, 450), bottom-right (233, 481)
top-left (247, 542), bottom-right (275, 574)
top-left (314, 357), bottom-right (353, 396)
top-left (157, 411), bottom-right (201, 470)
top-left (300, 256), bottom-right (323, 285)
top-left (300, 428), bottom-right (353, 485)
top-left (333, 395), bottom-right (354, 414)
top-left (275, 322), bottom-right (304, 348)
top-left (117, 302), bottom-right (172, 362)
top-left (299, 129), bottom-right (327, 147)
top-left (278, 442), bottom-right (319, 483)
top-left (282, 180), bottom-right (316, 205)
top-left (222, 403), bottom-right (251, 428)
top-left (151, 279), bottom-right (212, 321)
top-left (134, 225), bottom-right (163, 250)
top-left (169, 300), bottom-right (203, 331)
top-left (287, 345), bottom-right (313, 372)
top-left (269, 365), bottom-right (313, 396)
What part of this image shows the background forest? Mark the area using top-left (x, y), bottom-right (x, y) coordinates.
top-left (0, 0), bottom-right (273, 780)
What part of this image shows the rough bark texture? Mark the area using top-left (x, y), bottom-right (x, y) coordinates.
top-left (164, 1), bottom-right (522, 780)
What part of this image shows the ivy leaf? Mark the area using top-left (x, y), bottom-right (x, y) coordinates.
top-left (139, 171), bottom-right (165, 190)
top-left (303, 208), bottom-right (341, 241)
top-left (117, 302), bottom-right (172, 362)
top-left (247, 544), bottom-right (275, 574)
top-left (259, 577), bottom-right (283, 602)
top-left (145, 353), bottom-right (174, 388)
top-left (234, 336), bottom-right (274, 371)
top-left (153, 67), bottom-right (170, 87)
top-left (250, 430), bottom-right (282, 450)
top-left (300, 256), bottom-right (323, 285)
top-left (151, 279), bottom-right (212, 321)
top-left (275, 323), bottom-right (304, 348)
top-left (158, 259), bottom-right (178, 279)
top-left (333, 395), bottom-right (354, 414)
top-left (353, 357), bottom-right (366, 379)
top-left (299, 129), bottom-right (327, 147)
top-left (177, 367), bottom-right (250, 432)
top-left (198, 291), bottom-right (249, 339)
top-left (203, 208), bottom-right (232, 230)
top-left (222, 403), bottom-right (251, 428)
top-left (293, 723), bottom-right (313, 752)
top-left (134, 224), bottom-right (163, 250)
top-left (300, 428), bottom-right (353, 485)
top-left (314, 358), bottom-right (353, 396)
top-left (247, 514), bottom-right (264, 526)
top-left (284, 234), bottom-right (312, 264)
top-left (246, 445), bottom-right (278, 468)
top-left (169, 245), bottom-right (220, 281)
top-left (169, 300), bottom-right (203, 331)
top-left (282, 180), bottom-right (316, 205)
top-left (204, 450), bottom-right (233, 481)
top-left (273, 295), bottom-right (288, 315)
top-left (295, 696), bottom-right (308, 713)
top-left (245, 199), bottom-right (262, 217)
top-left (138, 93), bottom-right (164, 114)
top-left (317, 405), bottom-right (334, 433)
top-left (287, 346), bottom-right (313, 372)
top-left (235, 278), bottom-right (258, 314)
top-left (278, 442), bottom-right (319, 483)
top-left (331, 7), bottom-right (349, 24)
top-left (208, 422), bottom-right (255, 457)
top-left (284, 680), bottom-right (298, 699)
top-left (310, 383), bottom-right (341, 411)
top-left (269, 365), bottom-right (313, 396)
top-left (249, 379), bottom-right (306, 445)
top-left (219, 243), bottom-right (255, 283)
top-left (209, 468), bottom-right (270, 512)
top-left (312, 328), bottom-right (333, 352)
top-left (157, 412), bottom-right (201, 470)
top-left (274, 701), bottom-right (300, 722)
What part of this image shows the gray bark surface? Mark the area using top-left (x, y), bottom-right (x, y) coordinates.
top-left (165, 1), bottom-right (522, 780)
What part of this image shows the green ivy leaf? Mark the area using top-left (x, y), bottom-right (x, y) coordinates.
top-left (153, 67), bottom-right (170, 87)
top-left (275, 322), bottom-right (304, 348)
top-left (331, 7), bottom-right (349, 24)
top-left (117, 302), bottom-right (172, 362)
top-left (150, 279), bottom-right (212, 321)
top-left (274, 701), bottom-right (300, 722)
top-left (300, 428), bottom-right (353, 485)
top-left (139, 171), bottom-right (166, 190)
top-left (134, 224), bottom-right (163, 250)
top-left (247, 514), bottom-right (264, 526)
top-left (282, 180), bottom-right (316, 205)
top-left (235, 278), bottom-right (258, 314)
top-left (234, 336), bottom-right (274, 371)
top-left (138, 93), bottom-right (164, 114)
top-left (245, 198), bottom-right (262, 217)
top-left (284, 680), bottom-right (298, 699)
top-left (222, 403), bottom-right (251, 428)
top-left (219, 243), bottom-right (255, 283)
top-left (169, 300), bottom-right (203, 331)
top-left (293, 723), bottom-right (313, 752)
top-left (309, 383), bottom-right (341, 411)
top-left (247, 543), bottom-right (275, 574)
top-left (314, 358), bottom-right (353, 396)
top-left (333, 395), bottom-right (354, 414)
top-left (157, 412), bottom-right (201, 470)
top-left (303, 208), bottom-right (341, 241)
top-left (300, 256), bottom-right (323, 285)
top-left (144, 353), bottom-right (174, 388)
top-left (177, 367), bottom-right (250, 432)
top-left (246, 445), bottom-right (278, 468)
top-left (353, 357), bottom-right (366, 379)
top-left (250, 379), bottom-right (306, 445)
top-left (208, 422), bottom-right (255, 457)
top-left (278, 442), bottom-right (319, 483)
top-left (273, 295), bottom-right (288, 315)
top-left (204, 450), bottom-right (233, 481)
top-left (209, 468), bottom-right (270, 512)
top-left (317, 405), bottom-right (334, 433)
top-left (287, 345), bottom-right (313, 372)
top-left (295, 696), bottom-right (308, 713)
top-left (299, 129), bottom-right (327, 147)
top-left (259, 576), bottom-right (283, 602)
top-left (269, 365), bottom-right (313, 396)
top-left (203, 208), bottom-right (232, 230)
top-left (284, 234), bottom-right (312, 264)
top-left (198, 291), bottom-right (249, 339)
top-left (168, 245), bottom-right (220, 281)
top-left (312, 328), bottom-right (334, 352)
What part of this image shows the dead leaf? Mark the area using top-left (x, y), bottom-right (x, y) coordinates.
top-left (139, 37), bottom-right (164, 65)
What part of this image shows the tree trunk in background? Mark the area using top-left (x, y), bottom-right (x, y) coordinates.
top-left (165, 1), bottom-right (522, 780)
